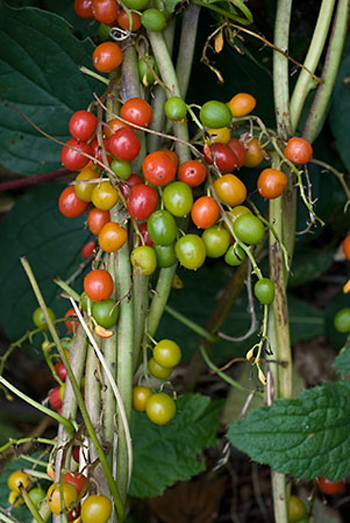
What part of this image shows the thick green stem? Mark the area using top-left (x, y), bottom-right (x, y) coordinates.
top-left (20, 258), bottom-right (124, 521)
top-left (115, 245), bottom-right (134, 504)
top-left (273, 0), bottom-right (292, 139)
top-left (175, 4), bottom-right (201, 98)
top-left (302, 0), bottom-right (350, 142)
top-left (55, 326), bottom-right (88, 475)
top-left (120, 45), bottom-right (146, 171)
top-left (290, 0), bottom-right (336, 133)
top-left (133, 268), bottom-right (149, 368)
top-left (147, 30), bottom-right (191, 163)
top-left (148, 264), bottom-right (177, 337)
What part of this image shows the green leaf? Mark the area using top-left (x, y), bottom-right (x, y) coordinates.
top-left (329, 42), bottom-right (350, 171)
top-left (334, 348), bottom-right (350, 375)
top-left (0, 4), bottom-right (102, 175)
top-left (129, 394), bottom-right (223, 498)
top-left (288, 247), bottom-right (336, 289)
top-left (227, 381), bottom-right (350, 481)
top-left (0, 184), bottom-right (91, 340)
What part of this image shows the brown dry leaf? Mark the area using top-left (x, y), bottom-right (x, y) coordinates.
top-left (148, 477), bottom-right (227, 523)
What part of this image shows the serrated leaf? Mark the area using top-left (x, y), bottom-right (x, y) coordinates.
top-left (0, 4), bottom-right (102, 175)
top-left (129, 394), bottom-right (223, 498)
top-left (334, 348), bottom-right (350, 374)
top-left (0, 184), bottom-right (91, 340)
top-left (227, 381), bottom-right (350, 481)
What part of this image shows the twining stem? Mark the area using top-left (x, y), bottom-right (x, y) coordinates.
top-left (133, 268), bottom-right (149, 368)
top-left (175, 4), bottom-right (201, 98)
top-left (302, 0), bottom-right (350, 142)
top-left (115, 244), bottom-right (134, 504)
top-left (20, 258), bottom-right (124, 522)
top-left (290, 0), bottom-right (336, 133)
top-left (20, 487), bottom-right (46, 523)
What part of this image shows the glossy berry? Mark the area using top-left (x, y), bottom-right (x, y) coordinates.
top-left (205, 127), bottom-right (231, 145)
top-left (120, 97), bottom-right (153, 128)
top-left (49, 386), bottom-right (62, 410)
top-left (63, 471), bottom-right (88, 495)
top-left (65, 307), bottom-right (78, 333)
top-left (254, 278), bottom-right (275, 305)
top-left (147, 209), bottom-right (177, 245)
top-left (7, 470), bottom-right (31, 493)
top-left (146, 392), bottom-right (176, 425)
top-left (61, 139), bottom-right (92, 171)
top-left (54, 361), bottom-right (67, 382)
top-left (227, 137), bottom-right (246, 168)
top-left (164, 96), bottom-right (187, 121)
top-left (93, 42), bottom-right (123, 73)
top-left (257, 168), bottom-right (288, 199)
top-left (74, 167), bottom-right (98, 202)
top-left (200, 100), bottom-right (232, 129)
top-left (162, 181), bottom-right (193, 217)
top-left (59, 186), bottom-right (89, 218)
top-left (227, 93), bottom-right (256, 117)
top-left (91, 181), bottom-right (119, 210)
top-left (343, 234), bottom-right (350, 260)
top-left (88, 208), bottom-right (110, 235)
top-left (84, 269), bottom-right (114, 302)
top-left (92, 0), bottom-right (118, 24)
top-left (74, 0), bottom-right (94, 18)
top-left (33, 306), bottom-right (56, 330)
top-left (334, 308), bottom-right (350, 333)
top-left (69, 110), bottom-right (97, 141)
top-left (153, 339), bottom-right (181, 368)
top-left (117, 9), bottom-right (142, 31)
top-left (178, 160), bottom-right (207, 187)
top-left (81, 495), bottom-right (112, 523)
top-left (244, 137), bottom-right (263, 168)
top-left (213, 174), bottom-right (247, 207)
top-left (284, 137), bottom-right (313, 164)
top-left (127, 184), bottom-right (158, 220)
top-left (191, 196), bottom-right (219, 229)
top-left (98, 222), bottom-right (128, 252)
top-left (47, 482), bottom-right (78, 515)
top-left (141, 8), bottom-right (167, 32)
top-left (148, 357), bottom-right (173, 379)
top-left (143, 150), bottom-right (177, 186)
top-left (131, 245), bottom-right (157, 276)
top-left (224, 244), bottom-right (246, 266)
top-left (92, 299), bottom-right (119, 328)
top-left (81, 240), bottom-right (96, 259)
top-left (132, 386), bottom-right (152, 412)
top-left (154, 243), bottom-right (177, 267)
top-left (175, 234), bottom-right (206, 270)
top-left (108, 128), bottom-right (141, 162)
top-left (202, 226), bottom-right (230, 258)
top-left (317, 476), bottom-right (344, 495)
top-left (288, 495), bottom-right (307, 523)
top-left (233, 214), bottom-right (265, 245)
top-left (204, 143), bottom-right (238, 173)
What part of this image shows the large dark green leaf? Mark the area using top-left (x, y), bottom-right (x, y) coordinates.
top-left (0, 184), bottom-right (91, 340)
top-left (129, 394), bottom-right (222, 498)
top-left (0, 4), bottom-right (102, 175)
top-left (227, 381), bottom-right (350, 481)
top-left (329, 38), bottom-right (350, 171)
top-left (288, 247), bottom-right (335, 289)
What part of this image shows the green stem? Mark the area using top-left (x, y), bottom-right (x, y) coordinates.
top-left (79, 66), bottom-right (110, 85)
top-left (133, 268), bottom-right (149, 368)
top-left (0, 437), bottom-right (55, 454)
top-left (120, 45), bottom-right (146, 172)
top-left (146, 31), bottom-right (191, 163)
top-left (175, 4), bottom-right (201, 98)
top-left (0, 376), bottom-right (73, 432)
top-left (164, 304), bottom-right (218, 343)
top-left (272, 0), bottom-right (292, 139)
top-left (290, 0), bottom-right (336, 133)
top-left (302, 0), bottom-right (350, 142)
top-left (20, 487), bottom-right (46, 523)
top-left (20, 258), bottom-right (124, 522)
top-left (148, 264), bottom-right (177, 337)
top-left (115, 244), bottom-right (134, 504)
